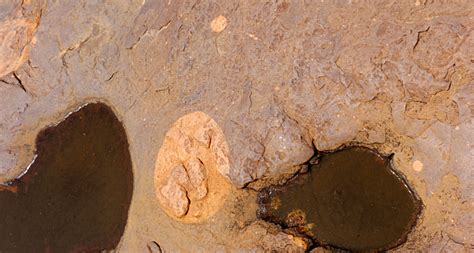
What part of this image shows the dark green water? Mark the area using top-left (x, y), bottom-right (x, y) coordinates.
top-left (0, 103), bottom-right (133, 252)
top-left (258, 147), bottom-right (421, 252)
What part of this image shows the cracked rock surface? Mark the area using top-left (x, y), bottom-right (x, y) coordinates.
top-left (0, 0), bottom-right (473, 251)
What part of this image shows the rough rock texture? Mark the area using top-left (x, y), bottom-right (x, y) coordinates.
top-left (234, 221), bottom-right (307, 252)
top-left (154, 111), bottom-right (230, 223)
top-left (0, 0), bottom-right (473, 251)
top-left (0, 0), bottom-right (42, 78)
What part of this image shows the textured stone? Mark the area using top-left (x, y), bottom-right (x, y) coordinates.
top-left (260, 118), bottom-right (313, 179)
top-left (224, 105), bottom-right (314, 188)
top-left (413, 122), bottom-right (452, 195)
top-left (0, 150), bottom-right (16, 175)
top-left (154, 111), bottom-right (230, 223)
top-left (237, 221), bottom-right (308, 252)
top-left (0, 0), bottom-right (42, 78)
top-left (0, 0), bottom-right (472, 251)
top-left (391, 101), bottom-right (434, 138)
top-left (210, 15), bottom-right (228, 33)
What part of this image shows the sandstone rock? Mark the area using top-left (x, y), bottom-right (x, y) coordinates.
top-left (413, 121), bottom-right (452, 195)
top-left (310, 247), bottom-right (331, 253)
top-left (0, 150), bottom-right (16, 176)
top-left (159, 176), bottom-right (189, 218)
top-left (237, 221), bottom-right (308, 252)
top-left (0, 0), bottom-right (42, 78)
top-left (224, 106), bottom-right (313, 188)
top-left (448, 210), bottom-right (474, 247)
top-left (391, 101), bottom-right (434, 138)
top-left (146, 241), bottom-right (162, 253)
top-left (412, 24), bottom-right (465, 80)
top-left (224, 120), bottom-right (264, 187)
top-left (448, 121), bottom-right (474, 200)
top-left (260, 118), bottom-right (313, 179)
top-left (0, 83), bottom-right (31, 181)
top-left (454, 82), bottom-right (474, 124)
top-left (154, 111), bottom-right (230, 223)
top-left (210, 15), bottom-right (228, 33)
top-left (0, 0), bottom-right (472, 251)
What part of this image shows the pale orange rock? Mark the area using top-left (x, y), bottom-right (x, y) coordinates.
top-left (0, 0), bottom-right (42, 78)
top-left (210, 15), bottom-right (228, 33)
top-left (154, 111), bottom-right (231, 223)
top-left (160, 178), bottom-right (189, 218)
top-left (413, 160), bottom-right (424, 172)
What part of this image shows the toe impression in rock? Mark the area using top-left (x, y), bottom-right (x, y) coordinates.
top-left (154, 112), bottom-right (230, 223)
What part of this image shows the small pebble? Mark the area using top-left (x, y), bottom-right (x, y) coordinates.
top-left (413, 160), bottom-right (423, 172)
top-left (211, 15), bottom-right (228, 33)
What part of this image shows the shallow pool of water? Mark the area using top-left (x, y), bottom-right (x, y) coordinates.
top-left (258, 146), bottom-right (421, 252)
top-left (0, 103), bottom-right (133, 252)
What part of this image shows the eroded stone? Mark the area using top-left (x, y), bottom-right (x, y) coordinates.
top-left (0, 0), bottom-right (472, 251)
top-left (154, 111), bottom-right (230, 223)
top-left (0, 0), bottom-right (42, 78)
top-left (210, 15), bottom-right (228, 33)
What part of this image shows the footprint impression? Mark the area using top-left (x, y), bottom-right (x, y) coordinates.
top-left (154, 112), bottom-right (231, 223)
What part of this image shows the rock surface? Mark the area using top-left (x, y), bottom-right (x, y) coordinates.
top-left (0, 0), bottom-right (472, 251)
top-left (154, 111), bottom-right (230, 223)
top-left (0, 0), bottom-right (42, 78)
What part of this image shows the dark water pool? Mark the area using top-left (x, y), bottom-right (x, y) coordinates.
top-left (0, 103), bottom-right (133, 252)
top-left (257, 146), bottom-right (421, 252)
